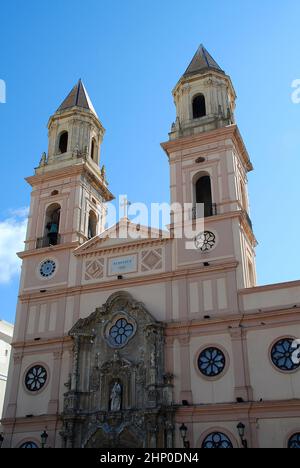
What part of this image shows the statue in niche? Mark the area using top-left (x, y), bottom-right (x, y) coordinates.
top-left (39, 152), bottom-right (47, 167)
top-left (73, 144), bottom-right (84, 158)
top-left (150, 350), bottom-right (156, 367)
top-left (110, 382), bottom-right (122, 412)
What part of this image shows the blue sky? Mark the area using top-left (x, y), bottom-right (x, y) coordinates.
top-left (0, 0), bottom-right (300, 324)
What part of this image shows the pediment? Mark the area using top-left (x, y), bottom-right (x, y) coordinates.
top-left (69, 291), bottom-right (161, 337)
top-left (74, 218), bottom-right (169, 256)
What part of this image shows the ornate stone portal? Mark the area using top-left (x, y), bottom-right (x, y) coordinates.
top-left (61, 292), bottom-right (175, 448)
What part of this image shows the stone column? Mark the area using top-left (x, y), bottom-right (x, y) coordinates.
top-left (71, 336), bottom-right (80, 391)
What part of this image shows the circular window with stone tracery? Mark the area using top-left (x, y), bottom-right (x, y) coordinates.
top-left (198, 347), bottom-right (226, 378)
top-left (202, 432), bottom-right (233, 449)
top-left (109, 318), bottom-right (134, 346)
top-left (105, 313), bottom-right (137, 349)
top-left (194, 231), bottom-right (216, 252)
top-left (271, 338), bottom-right (300, 373)
top-left (288, 433), bottom-right (300, 449)
top-left (24, 365), bottom-right (48, 392)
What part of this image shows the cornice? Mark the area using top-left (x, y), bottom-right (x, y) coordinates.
top-left (12, 335), bottom-right (72, 350)
top-left (175, 399), bottom-right (300, 420)
top-left (165, 306), bottom-right (300, 337)
top-left (74, 237), bottom-right (170, 257)
top-left (18, 261), bottom-right (238, 302)
top-left (26, 162), bottom-right (114, 201)
top-left (17, 242), bottom-right (79, 259)
top-left (48, 106), bottom-right (103, 130)
top-left (239, 279), bottom-right (300, 295)
top-left (161, 124), bottom-right (253, 172)
top-left (1, 414), bottom-right (60, 430)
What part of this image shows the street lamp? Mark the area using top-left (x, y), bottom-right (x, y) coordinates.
top-left (237, 422), bottom-right (248, 448)
top-left (0, 434), bottom-right (4, 449)
top-left (179, 423), bottom-right (190, 449)
top-left (40, 430), bottom-right (48, 449)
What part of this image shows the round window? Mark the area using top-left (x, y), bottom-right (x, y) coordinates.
top-left (20, 441), bottom-right (38, 448)
top-left (202, 432), bottom-right (233, 449)
top-left (271, 338), bottom-right (300, 372)
top-left (39, 259), bottom-right (56, 278)
top-left (288, 433), bottom-right (300, 449)
top-left (25, 365), bottom-right (47, 392)
top-left (109, 318), bottom-right (134, 347)
top-left (198, 347), bottom-right (226, 378)
top-left (194, 231), bottom-right (216, 252)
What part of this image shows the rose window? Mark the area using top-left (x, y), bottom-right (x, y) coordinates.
top-left (271, 338), bottom-right (300, 372)
top-left (202, 432), bottom-right (233, 449)
top-left (20, 441), bottom-right (38, 448)
top-left (25, 365), bottom-right (47, 392)
top-left (109, 318), bottom-right (134, 347)
top-left (194, 231), bottom-right (216, 252)
top-left (198, 347), bottom-right (226, 377)
top-left (288, 433), bottom-right (300, 449)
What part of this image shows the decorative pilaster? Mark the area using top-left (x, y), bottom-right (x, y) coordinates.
top-left (178, 336), bottom-right (193, 404)
top-left (5, 352), bottom-right (23, 419)
top-left (229, 327), bottom-right (253, 401)
top-left (48, 349), bottom-right (63, 414)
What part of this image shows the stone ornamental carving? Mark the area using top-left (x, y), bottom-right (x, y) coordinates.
top-left (110, 382), bottom-right (122, 411)
top-left (61, 291), bottom-right (174, 448)
top-left (84, 258), bottom-right (104, 280)
top-left (141, 248), bottom-right (163, 272)
top-left (194, 231), bottom-right (216, 252)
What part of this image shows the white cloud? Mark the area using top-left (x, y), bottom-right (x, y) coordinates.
top-left (0, 210), bottom-right (28, 284)
top-left (9, 207), bottom-right (29, 218)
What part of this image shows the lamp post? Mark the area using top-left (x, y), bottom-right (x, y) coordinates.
top-left (0, 434), bottom-right (4, 449)
top-left (237, 422), bottom-right (248, 448)
top-left (179, 423), bottom-right (190, 449)
top-left (40, 430), bottom-right (48, 449)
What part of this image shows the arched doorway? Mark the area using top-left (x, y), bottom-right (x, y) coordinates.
top-left (85, 427), bottom-right (143, 449)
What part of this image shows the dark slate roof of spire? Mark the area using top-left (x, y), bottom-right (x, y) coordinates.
top-left (56, 79), bottom-right (98, 116)
top-left (184, 45), bottom-right (224, 77)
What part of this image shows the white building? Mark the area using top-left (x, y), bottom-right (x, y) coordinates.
top-left (0, 321), bottom-right (14, 423)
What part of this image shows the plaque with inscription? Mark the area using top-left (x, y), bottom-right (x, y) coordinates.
top-left (108, 255), bottom-right (137, 276)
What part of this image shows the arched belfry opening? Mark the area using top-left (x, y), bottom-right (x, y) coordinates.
top-left (194, 174), bottom-right (215, 218)
top-left (192, 94), bottom-right (206, 119)
top-left (88, 210), bottom-right (97, 239)
top-left (45, 203), bottom-right (61, 246)
top-left (91, 138), bottom-right (97, 161)
top-left (58, 131), bottom-right (68, 154)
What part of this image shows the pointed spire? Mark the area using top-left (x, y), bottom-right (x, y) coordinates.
top-left (56, 79), bottom-right (98, 117)
top-left (184, 45), bottom-right (224, 77)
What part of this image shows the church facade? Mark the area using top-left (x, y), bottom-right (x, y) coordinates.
top-left (2, 46), bottom-right (300, 449)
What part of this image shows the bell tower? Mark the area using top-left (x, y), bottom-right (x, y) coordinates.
top-left (162, 45), bottom-right (257, 290)
top-left (47, 79), bottom-right (104, 168)
top-left (170, 45), bottom-right (236, 139)
top-left (25, 80), bottom-right (114, 252)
